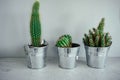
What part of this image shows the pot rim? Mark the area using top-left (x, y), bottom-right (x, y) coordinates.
top-left (84, 42), bottom-right (112, 48)
top-left (27, 40), bottom-right (48, 48)
top-left (56, 43), bottom-right (80, 49)
top-left (28, 44), bottom-right (48, 48)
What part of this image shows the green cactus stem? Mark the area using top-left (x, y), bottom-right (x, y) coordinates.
top-left (97, 18), bottom-right (105, 33)
top-left (30, 1), bottom-right (41, 47)
top-left (106, 37), bottom-right (112, 46)
top-left (95, 36), bottom-right (100, 47)
top-left (105, 33), bottom-right (112, 46)
top-left (84, 34), bottom-right (89, 45)
top-left (93, 28), bottom-right (99, 35)
top-left (101, 35), bottom-right (105, 47)
top-left (89, 34), bottom-right (95, 47)
top-left (89, 30), bottom-right (93, 35)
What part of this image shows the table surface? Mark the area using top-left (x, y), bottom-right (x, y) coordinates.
top-left (0, 57), bottom-right (120, 80)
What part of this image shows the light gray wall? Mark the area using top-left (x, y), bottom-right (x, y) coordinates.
top-left (0, 0), bottom-right (120, 57)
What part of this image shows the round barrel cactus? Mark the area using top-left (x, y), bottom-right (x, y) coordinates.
top-left (56, 34), bottom-right (72, 47)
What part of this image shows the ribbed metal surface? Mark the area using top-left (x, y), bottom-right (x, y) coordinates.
top-left (85, 46), bottom-right (110, 69)
top-left (24, 41), bottom-right (48, 69)
top-left (57, 43), bottom-right (80, 69)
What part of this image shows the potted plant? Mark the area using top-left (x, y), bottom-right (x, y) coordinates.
top-left (56, 34), bottom-right (80, 69)
top-left (83, 18), bottom-right (112, 69)
top-left (24, 1), bottom-right (48, 69)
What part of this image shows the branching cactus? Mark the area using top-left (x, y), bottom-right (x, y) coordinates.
top-left (83, 18), bottom-right (112, 47)
top-left (56, 34), bottom-right (72, 47)
top-left (30, 1), bottom-right (41, 47)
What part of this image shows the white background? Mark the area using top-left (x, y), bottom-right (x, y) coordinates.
top-left (0, 0), bottom-right (120, 57)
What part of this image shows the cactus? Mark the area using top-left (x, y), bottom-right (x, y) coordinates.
top-left (83, 34), bottom-right (89, 46)
top-left (83, 18), bottom-right (112, 47)
top-left (89, 34), bottom-right (95, 47)
top-left (95, 35), bottom-right (100, 47)
top-left (56, 34), bottom-right (72, 47)
top-left (101, 35), bottom-right (105, 47)
top-left (105, 33), bottom-right (112, 46)
top-left (30, 1), bottom-right (41, 47)
top-left (97, 18), bottom-right (105, 33)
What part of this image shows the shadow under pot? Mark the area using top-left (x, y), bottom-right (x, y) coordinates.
top-left (57, 43), bottom-right (80, 69)
top-left (24, 41), bottom-right (48, 69)
top-left (84, 45), bottom-right (111, 69)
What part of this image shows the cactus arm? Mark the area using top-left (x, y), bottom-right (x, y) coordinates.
top-left (89, 39), bottom-right (95, 47)
top-left (93, 28), bottom-right (96, 32)
top-left (106, 38), bottom-right (112, 46)
top-left (105, 32), bottom-right (109, 46)
top-left (89, 30), bottom-right (93, 35)
top-left (93, 28), bottom-right (99, 36)
top-left (84, 34), bottom-right (89, 46)
top-left (101, 35), bottom-right (105, 47)
top-left (95, 36), bottom-right (100, 47)
top-left (105, 33), bottom-right (112, 47)
top-left (105, 33), bottom-right (109, 38)
top-left (83, 38), bottom-right (87, 46)
top-left (83, 38), bottom-right (86, 45)
top-left (89, 35), bottom-right (95, 47)
top-left (97, 18), bottom-right (105, 33)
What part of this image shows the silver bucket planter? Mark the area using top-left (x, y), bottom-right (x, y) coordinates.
top-left (24, 40), bottom-right (48, 69)
top-left (85, 45), bottom-right (111, 69)
top-left (57, 43), bottom-right (80, 69)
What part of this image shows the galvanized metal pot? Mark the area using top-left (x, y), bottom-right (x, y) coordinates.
top-left (85, 45), bottom-right (111, 69)
top-left (24, 40), bottom-right (48, 69)
top-left (57, 43), bottom-right (80, 69)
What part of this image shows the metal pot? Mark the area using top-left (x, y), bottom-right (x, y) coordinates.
top-left (57, 43), bottom-right (80, 69)
top-left (84, 45), bottom-right (111, 69)
top-left (24, 40), bottom-right (48, 69)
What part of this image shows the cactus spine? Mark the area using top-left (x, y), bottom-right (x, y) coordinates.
top-left (83, 18), bottom-right (112, 47)
top-left (30, 1), bottom-right (41, 47)
top-left (56, 34), bottom-right (72, 47)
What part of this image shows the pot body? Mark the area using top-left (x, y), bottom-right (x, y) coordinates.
top-left (24, 41), bottom-right (48, 69)
top-left (85, 46), bottom-right (110, 69)
top-left (57, 43), bottom-right (80, 69)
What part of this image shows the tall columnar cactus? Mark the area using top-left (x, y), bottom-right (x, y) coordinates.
top-left (83, 18), bottom-right (112, 47)
top-left (30, 1), bottom-right (41, 47)
top-left (56, 34), bottom-right (72, 47)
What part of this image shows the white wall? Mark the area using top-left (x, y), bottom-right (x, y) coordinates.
top-left (0, 0), bottom-right (120, 57)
